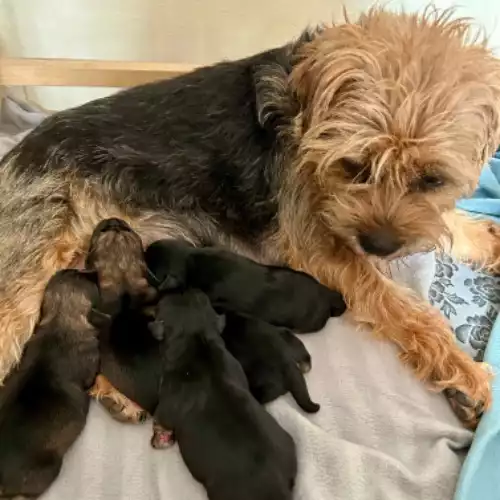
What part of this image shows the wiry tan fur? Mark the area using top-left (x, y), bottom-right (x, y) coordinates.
top-left (275, 7), bottom-right (500, 427)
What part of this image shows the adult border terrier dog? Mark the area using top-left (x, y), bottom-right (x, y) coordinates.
top-left (0, 7), bottom-right (499, 428)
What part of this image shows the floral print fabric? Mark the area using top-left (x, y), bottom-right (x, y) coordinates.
top-left (429, 254), bottom-right (500, 361)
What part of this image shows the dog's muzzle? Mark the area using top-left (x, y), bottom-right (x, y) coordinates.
top-left (358, 228), bottom-right (402, 257)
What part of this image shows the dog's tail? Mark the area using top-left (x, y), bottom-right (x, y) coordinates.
top-left (284, 362), bottom-right (320, 413)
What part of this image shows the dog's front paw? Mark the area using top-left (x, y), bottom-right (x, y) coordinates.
top-left (443, 363), bottom-right (492, 430)
top-left (98, 395), bottom-right (149, 424)
top-left (473, 219), bottom-right (500, 274)
top-left (445, 389), bottom-right (484, 429)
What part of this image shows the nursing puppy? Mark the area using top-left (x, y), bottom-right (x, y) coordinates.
top-left (146, 239), bottom-right (346, 333)
top-left (93, 306), bottom-right (162, 420)
top-left (152, 289), bottom-right (297, 500)
top-left (222, 314), bottom-right (319, 412)
top-left (86, 218), bottom-right (159, 423)
top-left (0, 270), bottom-right (99, 499)
top-left (86, 218), bottom-right (157, 316)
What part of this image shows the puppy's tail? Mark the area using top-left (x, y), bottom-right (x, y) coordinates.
top-left (280, 329), bottom-right (312, 373)
top-left (284, 363), bottom-right (320, 413)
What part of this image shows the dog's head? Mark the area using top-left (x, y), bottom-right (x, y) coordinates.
top-left (149, 289), bottom-right (225, 342)
top-left (39, 269), bottom-right (99, 330)
top-left (86, 218), bottom-right (157, 309)
top-left (145, 239), bottom-right (194, 292)
top-left (278, 7), bottom-right (500, 259)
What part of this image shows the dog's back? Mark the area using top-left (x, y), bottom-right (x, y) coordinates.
top-left (146, 239), bottom-right (346, 332)
top-left (153, 289), bottom-right (296, 500)
top-left (0, 269), bottom-right (100, 498)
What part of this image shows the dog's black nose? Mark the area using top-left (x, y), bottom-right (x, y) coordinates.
top-left (358, 228), bottom-right (402, 257)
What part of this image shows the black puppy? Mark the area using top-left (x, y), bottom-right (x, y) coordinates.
top-left (0, 270), bottom-right (100, 499)
top-left (222, 314), bottom-right (319, 413)
top-left (146, 239), bottom-right (346, 333)
top-left (151, 289), bottom-right (297, 500)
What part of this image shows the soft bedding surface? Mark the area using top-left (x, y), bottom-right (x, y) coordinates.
top-left (0, 96), bottom-right (479, 500)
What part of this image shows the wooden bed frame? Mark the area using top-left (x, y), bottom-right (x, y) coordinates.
top-left (0, 57), bottom-right (196, 88)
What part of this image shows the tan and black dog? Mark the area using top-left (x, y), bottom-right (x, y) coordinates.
top-left (0, 8), bottom-right (499, 429)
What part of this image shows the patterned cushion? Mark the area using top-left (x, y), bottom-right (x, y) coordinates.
top-left (430, 254), bottom-right (500, 361)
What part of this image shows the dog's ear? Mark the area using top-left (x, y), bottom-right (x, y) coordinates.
top-left (148, 320), bottom-right (165, 341)
top-left (253, 60), bottom-right (297, 132)
top-left (158, 274), bottom-right (181, 292)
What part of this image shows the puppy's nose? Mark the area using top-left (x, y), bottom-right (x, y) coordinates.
top-left (95, 218), bottom-right (132, 234)
top-left (330, 290), bottom-right (347, 316)
top-left (358, 228), bottom-right (402, 257)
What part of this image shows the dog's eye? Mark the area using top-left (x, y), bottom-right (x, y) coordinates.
top-left (342, 158), bottom-right (370, 183)
top-left (412, 174), bottom-right (445, 192)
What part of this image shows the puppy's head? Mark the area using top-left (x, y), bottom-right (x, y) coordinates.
top-left (280, 7), bottom-right (500, 259)
top-left (86, 218), bottom-right (157, 307)
top-left (145, 239), bottom-right (194, 291)
top-left (39, 269), bottom-right (99, 330)
top-left (149, 289), bottom-right (224, 343)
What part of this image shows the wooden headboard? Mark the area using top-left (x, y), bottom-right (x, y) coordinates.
top-left (0, 58), bottom-right (197, 88)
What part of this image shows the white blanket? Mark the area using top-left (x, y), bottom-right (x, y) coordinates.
top-left (0, 96), bottom-right (472, 500)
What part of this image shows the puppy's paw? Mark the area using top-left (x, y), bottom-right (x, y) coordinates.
top-left (150, 422), bottom-right (175, 449)
top-left (89, 375), bottom-right (149, 424)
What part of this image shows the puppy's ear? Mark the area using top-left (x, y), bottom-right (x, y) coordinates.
top-left (215, 313), bottom-right (226, 333)
top-left (146, 267), bottom-right (161, 286)
top-left (88, 308), bottom-right (112, 331)
top-left (158, 274), bottom-right (181, 292)
top-left (148, 320), bottom-right (165, 341)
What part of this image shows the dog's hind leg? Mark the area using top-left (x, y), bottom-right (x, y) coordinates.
top-left (0, 160), bottom-right (135, 383)
top-left (0, 163), bottom-right (80, 382)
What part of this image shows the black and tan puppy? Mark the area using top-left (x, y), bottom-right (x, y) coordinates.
top-left (86, 218), bottom-right (159, 423)
top-left (222, 314), bottom-right (319, 413)
top-left (151, 289), bottom-right (297, 500)
top-left (0, 269), bottom-right (100, 499)
top-left (146, 239), bottom-right (346, 333)
top-left (86, 218), bottom-right (157, 316)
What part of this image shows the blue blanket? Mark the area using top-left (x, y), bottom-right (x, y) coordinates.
top-left (454, 149), bottom-right (500, 500)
